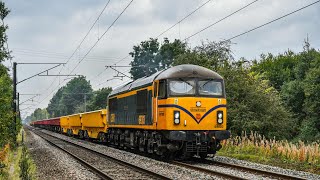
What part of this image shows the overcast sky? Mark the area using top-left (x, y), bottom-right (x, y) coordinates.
top-left (3, 0), bottom-right (320, 118)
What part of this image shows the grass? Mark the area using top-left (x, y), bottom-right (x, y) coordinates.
top-left (217, 131), bottom-right (320, 174)
top-left (0, 129), bottom-right (36, 180)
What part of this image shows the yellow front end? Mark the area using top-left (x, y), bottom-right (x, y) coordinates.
top-left (157, 97), bottom-right (227, 131)
top-left (81, 109), bottom-right (108, 139)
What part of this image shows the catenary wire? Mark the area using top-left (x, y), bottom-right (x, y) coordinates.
top-left (225, 0), bottom-right (320, 41)
top-left (113, 0), bottom-right (213, 66)
top-left (155, 0), bottom-right (213, 39)
top-left (35, 0), bottom-right (134, 113)
top-left (183, 0), bottom-right (260, 41)
top-left (26, 0), bottom-right (113, 114)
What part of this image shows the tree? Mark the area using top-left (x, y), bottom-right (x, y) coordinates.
top-left (222, 67), bottom-right (294, 139)
top-left (30, 108), bottom-right (49, 121)
top-left (47, 87), bottom-right (65, 117)
top-left (173, 40), bottom-right (233, 70)
top-left (300, 67), bottom-right (320, 141)
top-left (88, 87), bottom-right (112, 111)
top-left (0, 2), bottom-right (11, 63)
top-left (129, 38), bottom-right (187, 79)
top-left (0, 64), bottom-right (13, 147)
top-left (46, 76), bottom-right (93, 116)
top-left (251, 51), bottom-right (298, 91)
top-left (251, 40), bottom-right (320, 141)
top-left (0, 2), bottom-right (13, 147)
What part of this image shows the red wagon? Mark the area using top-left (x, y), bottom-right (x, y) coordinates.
top-left (32, 117), bottom-right (61, 132)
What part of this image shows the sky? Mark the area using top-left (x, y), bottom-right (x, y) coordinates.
top-left (3, 0), bottom-right (320, 119)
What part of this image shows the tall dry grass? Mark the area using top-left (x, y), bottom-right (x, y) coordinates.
top-left (221, 131), bottom-right (320, 166)
top-left (0, 144), bottom-right (10, 162)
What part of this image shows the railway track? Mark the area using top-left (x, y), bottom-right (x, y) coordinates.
top-left (29, 127), bottom-right (170, 180)
top-left (27, 126), bottom-right (310, 180)
top-left (171, 161), bottom-right (246, 180)
top-left (206, 159), bottom-right (307, 180)
top-left (171, 158), bottom-right (307, 180)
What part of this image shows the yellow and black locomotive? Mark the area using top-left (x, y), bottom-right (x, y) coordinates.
top-left (107, 64), bottom-right (230, 158)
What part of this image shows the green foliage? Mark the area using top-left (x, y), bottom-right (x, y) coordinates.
top-left (129, 38), bottom-right (187, 80)
top-left (301, 67), bottom-right (320, 141)
top-left (0, 2), bottom-right (14, 148)
top-left (173, 40), bottom-right (233, 70)
top-left (0, 2), bottom-right (11, 63)
top-left (47, 76), bottom-right (93, 117)
top-left (25, 108), bottom-right (49, 123)
top-left (223, 68), bottom-right (294, 139)
top-left (0, 64), bottom-right (13, 147)
top-left (19, 146), bottom-right (34, 180)
top-left (251, 51), bottom-right (298, 90)
top-left (88, 87), bottom-right (112, 111)
top-left (252, 41), bottom-right (320, 141)
top-left (280, 80), bottom-right (305, 121)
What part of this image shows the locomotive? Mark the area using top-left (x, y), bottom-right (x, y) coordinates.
top-left (32, 64), bottom-right (230, 159)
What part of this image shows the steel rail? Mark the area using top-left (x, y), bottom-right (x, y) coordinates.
top-left (206, 159), bottom-right (307, 180)
top-left (31, 128), bottom-right (171, 180)
top-left (31, 130), bottom-right (112, 180)
top-left (171, 161), bottom-right (246, 180)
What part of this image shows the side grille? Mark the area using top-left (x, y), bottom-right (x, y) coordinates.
top-left (186, 142), bottom-right (208, 152)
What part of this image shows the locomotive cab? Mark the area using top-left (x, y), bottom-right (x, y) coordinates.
top-left (153, 65), bottom-right (230, 158)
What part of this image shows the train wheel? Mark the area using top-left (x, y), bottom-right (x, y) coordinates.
top-left (78, 130), bottom-right (84, 139)
top-left (147, 138), bottom-right (154, 154)
top-left (98, 133), bottom-right (106, 143)
top-left (199, 152), bottom-right (208, 159)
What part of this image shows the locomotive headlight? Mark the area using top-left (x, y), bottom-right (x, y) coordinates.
top-left (175, 112), bottom-right (180, 119)
top-left (174, 111), bottom-right (180, 124)
top-left (217, 111), bottom-right (223, 124)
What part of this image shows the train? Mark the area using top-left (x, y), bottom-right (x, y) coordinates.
top-left (31, 64), bottom-right (230, 159)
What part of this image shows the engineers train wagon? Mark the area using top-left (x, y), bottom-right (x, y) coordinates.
top-left (60, 116), bottom-right (69, 134)
top-left (80, 109), bottom-right (108, 141)
top-left (68, 113), bottom-right (82, 136)
top-left (32, 117), bottom-right (60, 132)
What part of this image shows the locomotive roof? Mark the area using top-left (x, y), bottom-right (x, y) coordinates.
top-left (109, 64), bottom-right (223, 97)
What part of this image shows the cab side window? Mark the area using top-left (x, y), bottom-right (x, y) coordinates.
top-left (158, 80), bottom-right (166, 99)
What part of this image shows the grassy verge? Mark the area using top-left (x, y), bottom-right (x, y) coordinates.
top-left (217, 131), bottom-right (320, 175)
top-left (0, 129), bottom-right (36, 180)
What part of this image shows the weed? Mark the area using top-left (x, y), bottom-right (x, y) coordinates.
top-left (219, 131), bottom-right (320, 174)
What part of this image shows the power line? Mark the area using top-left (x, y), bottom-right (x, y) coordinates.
top-left (74, 0), bottom-right (111, 56)
top-left (226, 0), bottom-right (320, 41)
top-left (28, 0), bottom-right (113, 112)
top-left (67, 0), bottom-right (134, 76)
top-left (155, 0), bottom-right (213, 38)
top-left (34, 0), bottom-right (134, 115)
top-left (113, 0), bottom-right (213, 66)
top-left (35, 0), bottom-right (112, 93)
top-left (183, 0), bottom-right (260, 41)
top-left (14, 51), bottom-right (125, 62)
